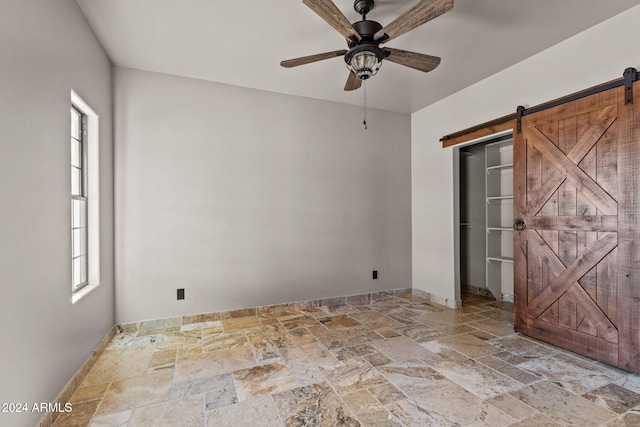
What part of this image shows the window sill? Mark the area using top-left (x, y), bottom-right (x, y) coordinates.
top-left (72, 282), bottom-right (100, 304)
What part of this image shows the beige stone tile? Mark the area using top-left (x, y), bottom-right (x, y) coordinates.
top-left (435, 333), bottom-right (501, 358)
top-left (88, 410), bottom-right (131, 426)
top-left (52, 399), bottom-right (100, 427)
top-left (106, 334), bottom-right (156, 350)
top-left (137, 317), bottom-right (181, 335)
top-left (469, 329), bottom-right (497, 341)
top-left (482, 307), bottom-right (515, 324)
top-left (182, 312), bottom-right (221, 325)
top-left (467, 318), bottom-right (515, 337)
top-left (331, 344), bottom-right (377, 361)
top-left (487, 394), bottom-right (538, 420)
top-left (318, 315), bottom-right (361, 329)
top-left (510, 382), bottom-right (618, 426)
top-left (507, 413), bottom-right (563, 426)
top-left (345, 293), bottom-right (371, 305)
top-left (201, 330), bottom-right (249, 352)
top-left (280, 341), bottom-right (337, 373)
top-left (232, 362), bottom-right (298, 401)
top-left (486, 300), bottom-right (514, 312)
top-left (431, 358), bottom-right (522, 399)
top-left (83, 348), bottom-right (154, 386)
top-left (367, 382), bottom-right (406, 405)
top-left (488, 335), bottom-right (556, 359)
top-left (279, 315), bottom-right (321, 330)
top-left (116, 323), bottom-right (139, 334)
top-left (147, 348), bottom-right (176, 372)
top-left (492, 350), bottom-right (529, 365)
top-left (174, 347), bottom-right (256, 383)
top-left (155, 330), bottom-right (201, 351)
top-left (375, 328), bottom-right (402, 338)
top-left (342, 390), bottom-right (401, 426)
top-left (308, 325), bottom-right (382, 350)
top-left (410, 383), bottom-right (515, 426)
top-left (394, 323), bottom-right (447, 343)
top-left (177, 344), bottom-right (203, 358)
top-left (196, 321), bottom-right (224, 335)
top-left (454, 312), bottom-right (488, 321)
top-left (607, 410), bottom-right (640, 427)
top-left (441, 324), bottom-right (477, 336)
top-left (377, 361), bottom-right (449, 398)
top-left (386, 398), bottom-right (450, 426)
top-left (371, 335), bottom-right (434, 362)
top-left (283, 326), bottom-right (318, 345)
top-left (516, 352), bottom-right (625, 395)
top-left (615, 374), bottom-right (640, 394)
top-left (222, 316), bottom-right (261, 331)
top-left (221, 307), bottom-right (256, 319)
top-left (245, 324), bottom-right (294, 351)
top-left (413, 310), bottom-right (474, 326)
top-left (363, 352), bottom-right (393, 367)
top-left (129, 394), bottom-right (204, 427)
top-left (319, 358), bottom-right (389, 394)
top-left (171, 372), bottom-right (234, 399)
top-left (348, 311), bottom-right (405, 330)
top-left (206, 395), bottom-right (282, 427)
top-left (256, 304), bottom-right (303, 319)
top-left (245, 327), bottom-right (283, 364)
top-left (475, 354), bottom-right (541, 384)
top-left (205, 386), bottom-right (238, 411)
top-left (70, 383), bottom-right (110, 404)
top-left (290, 367), bottom-right (326, 388)
top-left (582, 383), bottom-right (640, 414)
top-left (96, 370), bottom-right (173, 415)
top-left (272, 382), bottom-right (359, 426)
top-left (387, 392), bottom-right (515, 427)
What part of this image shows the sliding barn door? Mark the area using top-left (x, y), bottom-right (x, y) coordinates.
top-left (514, 82), bottom-right (640, 373)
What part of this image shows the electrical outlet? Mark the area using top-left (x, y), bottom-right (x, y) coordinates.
top-left (177, 288), bottom-right (185, 300)
top-left (372, 270), bottom-right (378, 279)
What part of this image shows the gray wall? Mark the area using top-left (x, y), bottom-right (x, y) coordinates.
top-left (114, 67), bottom-right (412, 323)
top-left (0, 1), bottom-right (114, 426)
top-left (459, 144), bottom-right (486, 290)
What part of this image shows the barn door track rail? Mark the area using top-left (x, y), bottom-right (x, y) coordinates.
top-left (440, 67), bottom-right (639, 143)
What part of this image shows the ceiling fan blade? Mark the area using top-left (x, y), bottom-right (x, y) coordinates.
top-left (281, 49), bottom-right (348, 68)
top-left (303, 0), bottom-right (361, 41)
top-left (344, 72), bottom-right (362, 91)
top-left (383, 48), bottom-right (441, 72)
top-left (375, 0), bottom-right (453, 43)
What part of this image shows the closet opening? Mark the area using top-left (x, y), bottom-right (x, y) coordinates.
top-left (456, 131), bottom-right (514, 304)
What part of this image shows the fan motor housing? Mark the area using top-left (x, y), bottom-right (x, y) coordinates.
top-left (354, 0), bottom-right (375, 16)
top-left (350, 20), bottom-right (383, 44)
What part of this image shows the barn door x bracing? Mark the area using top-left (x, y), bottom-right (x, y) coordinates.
top-left (514, 82), bottom-right (640, 373)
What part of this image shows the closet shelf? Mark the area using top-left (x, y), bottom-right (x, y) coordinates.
top-left (488, 256), bottom-right (514, 263)
top-left (485, 137), bottom-right (514, 301)
top-left (487, 163), bottom-right (513, 174)
top-left (487, 195), bottom-right (513, 202)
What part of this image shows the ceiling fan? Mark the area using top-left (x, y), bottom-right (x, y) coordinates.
top-left (281, 0), bottom-right (453, 91)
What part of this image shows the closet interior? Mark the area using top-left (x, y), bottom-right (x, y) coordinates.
top-left (459, 134), bottom-right (514, 302)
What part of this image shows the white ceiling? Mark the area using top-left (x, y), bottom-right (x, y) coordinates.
top-left (76, 0), bottom-right (640, 114)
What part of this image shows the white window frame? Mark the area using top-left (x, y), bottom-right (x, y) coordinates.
top-left (71, 90), bottom-right (100, 303)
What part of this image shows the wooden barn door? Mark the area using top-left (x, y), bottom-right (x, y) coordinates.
top-left (514, 82), bottom-right (640, 373)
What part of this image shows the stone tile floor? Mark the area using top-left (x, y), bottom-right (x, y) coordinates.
top-left (52, 293), bottom-right (640, 426)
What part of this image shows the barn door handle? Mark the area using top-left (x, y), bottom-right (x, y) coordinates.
top-left (514, 218), bottom-right (526, 231)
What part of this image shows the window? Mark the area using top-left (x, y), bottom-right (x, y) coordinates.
top-left (71, 106), bottom-right (88, 292)
top-left (70, 91), bottom-right (100, 303)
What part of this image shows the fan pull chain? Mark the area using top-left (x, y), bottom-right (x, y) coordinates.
top-left (363, 79), bottom-right (368, 130)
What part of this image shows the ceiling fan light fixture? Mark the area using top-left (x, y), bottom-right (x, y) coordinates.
top-left (349, 51), bottom-right (380, 79)
top-left (345, 45), bottom-right (384, 80)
